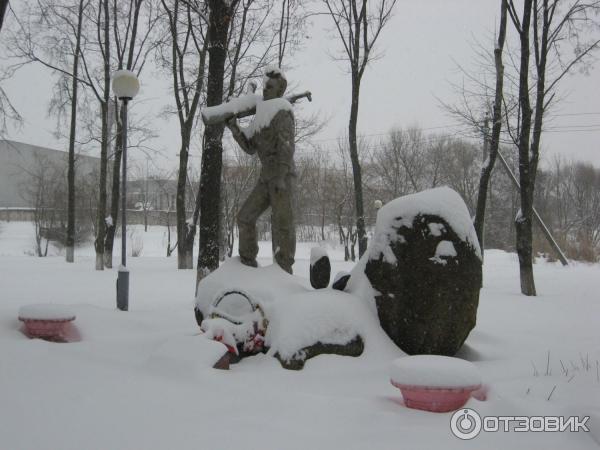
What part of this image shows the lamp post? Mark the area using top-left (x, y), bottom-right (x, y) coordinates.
top-left (112, 70), bottom-right (140, 311)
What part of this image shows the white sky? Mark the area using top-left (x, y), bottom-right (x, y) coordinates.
top-left (3, 0), bottom-right (600, 171)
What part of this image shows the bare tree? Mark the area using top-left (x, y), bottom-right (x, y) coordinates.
top-left (3, 0), bottom-right (89, 261)
top-left (197, 0), bottom-right (240, 281)
top-left (507, 0), bottom-right (600, 295)
top-left (22, 154), bottom-right (66, 257)
top-left (159, 0), bottom-right (208, 269)
top-left (65, 0), bottom-right (89, 263)
top-left (473, 0), bottom-right (508, 256)
top-left (321, 0), bottom-right (397, 257)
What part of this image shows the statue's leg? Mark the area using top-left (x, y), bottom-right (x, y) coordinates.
top-left (237, 180), bottom-right (269, 267)
top-left (269, 175), bottom-right (296, 274)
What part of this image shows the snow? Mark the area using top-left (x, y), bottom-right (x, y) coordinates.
top-left (18, 304), bottom-right (76, 321)
top-left (430, 240), bottom-right (457, 265)
top-left (196, 257), bottom-right (388, 362)
top-left (200, 317), bottom-right (257, 353)
top-left (243, 97), bottom-right (293, 139)
top-left (390, 355), bottom-right (482, 388)
top-left (144, 335), bottom-right (228, 376)
top-left (333, 270), bottom-right (350, 285)
top-left (310, 246), bottom-right (329, 265)
top-left (1, 220), bottom-right (599, 449)
top-left (210, 289), bottom-right (256, 322)
top-left (265, 289), bottom-right (369, 361)
top-left (428, 222), bottom-right (446, 236)
top-left (263, 65), bottom-right (287, 84)
top-left (370, 187), bottom-right (482, 264)
top-left (201, 93), bottom-right (260, 123)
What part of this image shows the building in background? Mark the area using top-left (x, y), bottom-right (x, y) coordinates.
top-left (0, 139), bottom-right (99, 209)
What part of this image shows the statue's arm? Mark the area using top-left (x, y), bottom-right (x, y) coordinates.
top-left (226, 118), bottom-right (255, 155)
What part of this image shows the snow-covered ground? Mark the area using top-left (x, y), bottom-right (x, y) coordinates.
top-left (0, 221), bottom-right (599, 449)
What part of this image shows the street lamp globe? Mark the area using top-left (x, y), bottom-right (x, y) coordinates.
top-left (112, 70), bottom-right (140, 100)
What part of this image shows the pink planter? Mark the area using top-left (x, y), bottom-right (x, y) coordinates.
top-left (20, 318), bottom-right (73, 338)
top-left (18, 305), bottom-right (78, 342)
top-left (391, 380), bottom-right (481, 412)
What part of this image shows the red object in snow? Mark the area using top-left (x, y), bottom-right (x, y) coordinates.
top-left (19, 306), bottom-right (76, 343)
top-left (391, 381), bottom-right (481, 413)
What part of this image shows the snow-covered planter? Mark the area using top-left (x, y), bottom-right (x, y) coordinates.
top-left (390, 355), bottom-right (482, 412)
top-left (18, 304), bottom-right (76, 341)
top-left (364, 187), bottom-right (482, 356)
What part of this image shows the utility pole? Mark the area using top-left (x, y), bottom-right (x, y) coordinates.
top-left (495, 150), bottom-right (568, 266)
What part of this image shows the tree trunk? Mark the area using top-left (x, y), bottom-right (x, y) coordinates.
top-left (176, 130), bottom-right (193, 269)
top-left (197, 0), bottom-right (233, 284)
top-left (0, 0), bottom-right (9, 32)
top-left (93, 0), bottom-right (111, 271)
top-left (104, 102), bottom-right (123, 269)
top-left (95, 104), bottom-right (109, 270)
top-left (473, 0), bottom-right (507, 256)
top-left (321, 206), bottom-right (325, 241)
top-left (66, 0), bottom-right (86, 263)
top-left (515, 0), bottom-right (536, 296)
top-left (348, 77), bottom-right (367, 257)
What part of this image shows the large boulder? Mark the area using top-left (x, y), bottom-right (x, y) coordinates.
top-left (364, 187), bottom-right (482, 356)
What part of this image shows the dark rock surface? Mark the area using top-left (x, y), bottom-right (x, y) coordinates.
top-left (332, 272), bottom-right (351, 291)
top-left (310, 252), bottom-right (331, 289)
top-left (274, 335), bottom-right (364, 370)
top-left (366, 212), bottom-right (482, 356)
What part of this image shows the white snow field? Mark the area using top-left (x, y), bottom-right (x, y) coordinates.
top-left (0, 221), bottom-right (599, 449)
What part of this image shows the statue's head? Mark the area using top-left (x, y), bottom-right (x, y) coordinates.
top-left (262, 66), bottom-right (287, 100)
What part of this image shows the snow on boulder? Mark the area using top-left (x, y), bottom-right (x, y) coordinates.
top-left (332, 271), bottom-right (351, 291)
top-left (363, 187), bottom-right (482, 356)
top-left (309, 246), bottom-right (331, 289)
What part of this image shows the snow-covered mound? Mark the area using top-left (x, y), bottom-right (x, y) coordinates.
top-left (390, 355), bottom-right (481, 388)
top-left (266, 290), bottom-right (366, 361)
top-left (195, 257), bottom-right (308, 315)
top-left (195, 257), bottom-right (400, 367)
top-left (144, 335), bottom-right (228, 377)
top-left (371, 186), bottom-right (481, 264)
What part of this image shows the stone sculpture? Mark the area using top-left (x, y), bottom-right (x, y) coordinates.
top-left (226, 67), bottom-right (297, 273)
